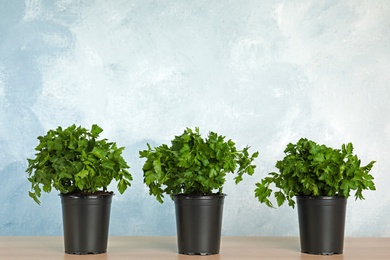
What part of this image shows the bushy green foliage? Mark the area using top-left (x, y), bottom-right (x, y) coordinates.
top-left (139, 127), bottom-right (258, 203)
top-left (26, 124), bottom-right (132, 204)
top-left (255, 138), bottom-right (375, 208)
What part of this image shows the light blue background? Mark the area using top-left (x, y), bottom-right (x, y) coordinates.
top-left (1, 0), bottom-right (389, 237)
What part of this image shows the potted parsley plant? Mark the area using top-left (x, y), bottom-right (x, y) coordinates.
top-left (26, 124), bottom-right (132, 255)
top-left (139, 127), bottom-right (258, 255)
top-left (255, 138), bottom-right (375, 255)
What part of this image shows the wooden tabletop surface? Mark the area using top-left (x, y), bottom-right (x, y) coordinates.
top-left (0, 236), bottom-right (389, 259)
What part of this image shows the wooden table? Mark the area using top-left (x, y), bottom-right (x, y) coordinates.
top-left (0, 236), bottom-right (389, 259)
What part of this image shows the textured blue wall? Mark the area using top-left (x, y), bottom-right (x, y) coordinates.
top-left (1, 0), bottom-right (389, 236)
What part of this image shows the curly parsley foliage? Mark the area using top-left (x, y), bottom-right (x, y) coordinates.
top-left (139, 127), bottom-right (258, 203)
top-left (255, 138), bottom-right (375, 208)
top-left (26, 124), bottom-right (132, 204)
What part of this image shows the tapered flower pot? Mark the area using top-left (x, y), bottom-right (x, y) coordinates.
top-left (60, 192), bottom-right (113, 254)
top-left (174, 194), bottom-right (225, 255)
top-left (297, 196), bottom-right (347, 255)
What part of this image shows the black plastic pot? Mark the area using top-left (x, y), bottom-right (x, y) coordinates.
top-left (296, 196), bottom-right (347, 255)
top-left (174, 194), bottom-right (226, 255)
top-left (60, 193), bottom-right (113, 254)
